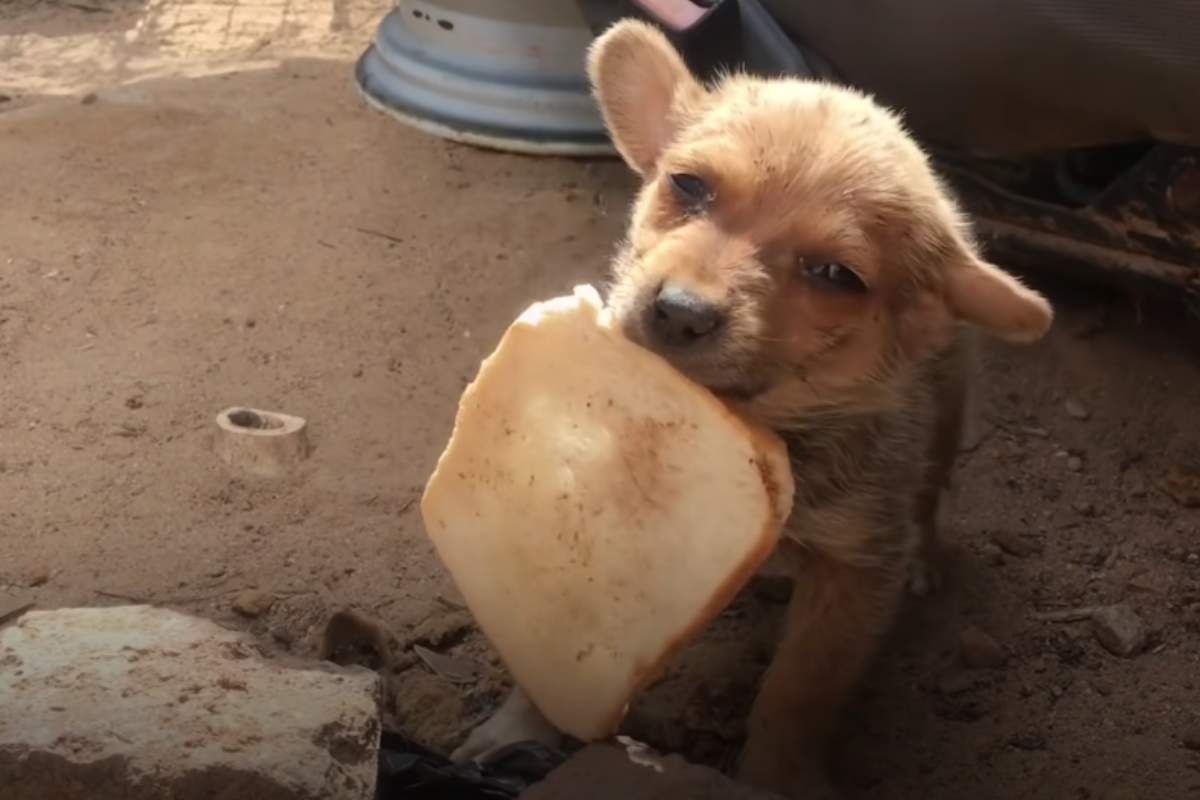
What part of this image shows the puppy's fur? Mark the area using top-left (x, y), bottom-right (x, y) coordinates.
top-left (453, 20), bottom-right (1053, 797)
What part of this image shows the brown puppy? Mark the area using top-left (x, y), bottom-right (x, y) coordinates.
top-left (453, 19), bottom-right (1053, 797)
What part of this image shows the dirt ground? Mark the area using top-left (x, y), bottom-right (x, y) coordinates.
top-left (2, 3), bottom-right (1199, 799)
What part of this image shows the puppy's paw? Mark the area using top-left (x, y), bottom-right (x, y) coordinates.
top-left (905, 554), bottom-right (942, 597)
top-left (450, 689), bottom-right (562, 764)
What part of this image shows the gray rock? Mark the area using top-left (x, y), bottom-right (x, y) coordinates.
top-left (522, 739), bottom-right (785, 800)
top-left (1091, 603), bottom-right (1147, 657)
top-left (1064, 398), bottom-right (1091, 421)
top-left (0, 605), bottom-right (380, 800)
top-left (960, 625), bottom-right (1007, 669)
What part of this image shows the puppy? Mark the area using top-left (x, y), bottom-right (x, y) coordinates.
top-left (453, 19), bottom-right (1053, 797)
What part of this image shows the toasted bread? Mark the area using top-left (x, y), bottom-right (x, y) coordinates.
top-left (420, 285), bottom-right (792, 740)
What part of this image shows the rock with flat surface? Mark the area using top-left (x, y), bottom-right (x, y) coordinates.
top-left (0, 605), bottom-right (380, 800)
top-left (1091, 603), bottom-right (1147, 657)
top-left (521, 740), bottom-right (784, 800)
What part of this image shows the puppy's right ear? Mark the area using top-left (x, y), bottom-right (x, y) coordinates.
top-left (587, 20), bottom-right (704, 175)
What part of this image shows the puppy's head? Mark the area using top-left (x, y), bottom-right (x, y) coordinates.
top-left (588, 21), bottom-right (1052, 422)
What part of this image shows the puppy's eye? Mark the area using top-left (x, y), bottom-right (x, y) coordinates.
top-left (803, 261), bottom-right (867, 292)
top-left (668, 173), bottom-right (712, 209)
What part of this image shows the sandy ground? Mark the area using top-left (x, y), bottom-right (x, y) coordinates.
top-left (2, 2), bottom-right (1200, 798)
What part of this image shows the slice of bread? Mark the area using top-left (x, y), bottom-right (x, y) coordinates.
top-left (420, 285), bottom-right (793, 741)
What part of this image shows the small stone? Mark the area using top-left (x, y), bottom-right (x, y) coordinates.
top-left (1091, 603), bottom-right (1147, 657)
top-left (1072, 501), bottom-right (1096, 517)
top-left (1067, 456), bottom-right (1084, 472)
top-left (960, 625), bottom-right (1007, 669)
top-left (991, 531), bottom-right (1043, 558)
top-left (26, 566), bottom-right (50, 588)
top-left (1064, 399), bottom-right (1091, 421)
top-left (1163, 464), bottom-right (1200, 508)
top-left (81, 92), bottom-right (98, 105)
top-left (1188, 553), bottom-right (1200, 565)
top-left (1182, 727), bottom-right (1200, 752)
top-left (938, 671), bottom-right (976, 695)
top-left (232, 589), bottom-right (274, 618)
top-left (1127, 574), bottom-right (1158, 593)
top-left (1008, 733), bottom-right (1047, 751)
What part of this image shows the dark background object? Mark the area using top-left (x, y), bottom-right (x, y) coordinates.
top-left (376, 732), bottom-right (565, 800)
top-left (759, 0), bottom-right (1200, 154)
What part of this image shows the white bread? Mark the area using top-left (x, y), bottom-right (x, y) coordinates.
top-left (420, 285), bottom-right (793, 741)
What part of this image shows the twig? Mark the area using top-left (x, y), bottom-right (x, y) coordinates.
top-left (1030, 606), bottom-right (1100, 623)
top-left (97, 590), bottom-right (144, 603)
top-left (58, 1), bottom-right (111, 12)
top-left (354, 227), bottom-right (405, 246)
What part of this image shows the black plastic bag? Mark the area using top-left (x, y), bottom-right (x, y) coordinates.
top-left (376, 732), bottom-right (566, 800)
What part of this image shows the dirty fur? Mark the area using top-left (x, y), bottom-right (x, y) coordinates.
top-left (452, 19), bottom-right (1053, 798)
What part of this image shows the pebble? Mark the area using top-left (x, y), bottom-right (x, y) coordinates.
top-left (232, 589), bottom-right (275, 619)
top-left (991, 531), bottom-right (1043, 558)
top-left (960, 625), bottom-right (1007, 669)
top-left (1182, 727), bottom-right (1200, 752)
top-left (1009, 733), bottom-right (1048, 751)
top-left (1064, 399), bottom-right (1091, 421)
top-left (1067, 456), bottom-right (1084, 472)
top-left (1091, 603), bottom-right (1147, 657)
top-left (1127, 574), bottom-right (1159, 593)
top-left (26, 566), bottom-right (50, 588)
top-left (937, 671), bottom-right (976, 695)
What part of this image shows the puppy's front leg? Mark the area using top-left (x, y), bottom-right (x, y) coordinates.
top-left (451, 686), bottom-right (562, 763)
top-left (738, 547), bottom-right (904, 798)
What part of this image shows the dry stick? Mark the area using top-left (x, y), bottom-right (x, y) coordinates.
top-left (1030, 606), bottom-right (1101, 623)
top-left (354, 227), bottom-right (405, 246)
top-left (59, 2), bottom-right (111, 13)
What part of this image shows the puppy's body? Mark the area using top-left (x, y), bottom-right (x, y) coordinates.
top-left (452, 21), bottom-right (1051, 798)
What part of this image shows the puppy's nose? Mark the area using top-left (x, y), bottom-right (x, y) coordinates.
top-left (651, 285), bottom-right (724, 347)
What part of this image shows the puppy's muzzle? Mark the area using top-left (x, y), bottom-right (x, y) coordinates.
top-left (649, 285), bottom-right (725, 349)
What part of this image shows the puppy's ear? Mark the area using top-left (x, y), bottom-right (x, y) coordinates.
top-left (944, 255), bottom-right (1053, 343)
top-left (587, 20), bottom-right (703, 174)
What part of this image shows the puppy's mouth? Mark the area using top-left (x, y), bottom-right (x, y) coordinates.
top-left (614, 308), bottom-right (767, 401)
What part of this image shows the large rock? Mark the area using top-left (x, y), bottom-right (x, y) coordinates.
top-left (0, 605), bottom-right (380, 800)
top-left (522, 740), bottom-right (784, 800)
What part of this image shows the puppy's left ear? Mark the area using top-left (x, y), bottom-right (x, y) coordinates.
top-left (943, 255), bottom-right (1053, 343)
top-left (587, 20), bottom-right (704, 175)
